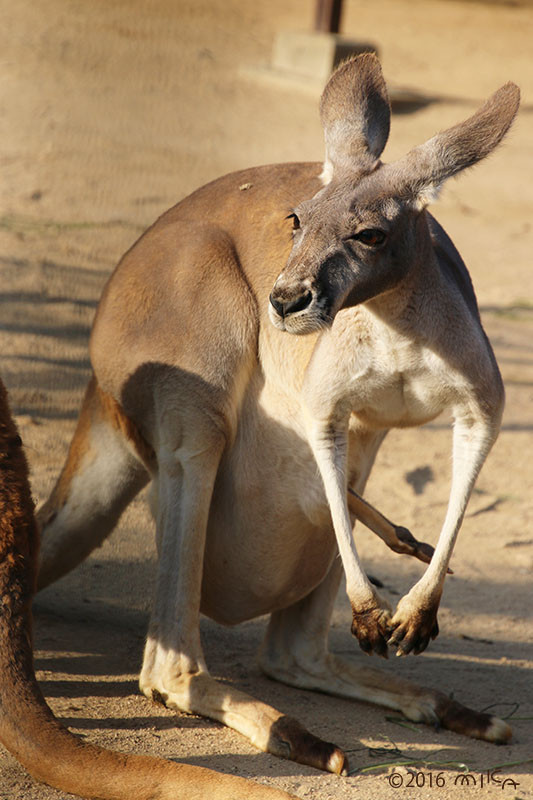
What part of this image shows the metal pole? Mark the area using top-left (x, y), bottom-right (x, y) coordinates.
top-left (314, 0), bottom-right (343, 34)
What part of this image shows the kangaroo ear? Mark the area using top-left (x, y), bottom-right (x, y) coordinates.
top-left (392, 82), bottom-right (520, 207)
top-left (320, 53), bottom-right (390, 181)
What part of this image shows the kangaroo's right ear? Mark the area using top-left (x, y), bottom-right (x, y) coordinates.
top-left (320, 54), bottom-right (391, 183)
top-left (391, 81), bottom-right (520, 207)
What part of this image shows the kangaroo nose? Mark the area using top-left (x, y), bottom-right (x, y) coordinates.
top-left (269, 290), bottom-right (312, 318)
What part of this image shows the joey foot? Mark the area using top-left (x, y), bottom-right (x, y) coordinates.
top-left (394, 526), bottom-right (453, 574)
top-left (351, 596), bottom-right (392, 658)
top-left (388, 589), bottom-right (441, 656)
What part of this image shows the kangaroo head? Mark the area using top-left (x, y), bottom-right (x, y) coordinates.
top-left (269, 54), bottom-right (520, 334)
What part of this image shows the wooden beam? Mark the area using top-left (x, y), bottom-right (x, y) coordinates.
top-left (314, 0), bottom-right (343, 34)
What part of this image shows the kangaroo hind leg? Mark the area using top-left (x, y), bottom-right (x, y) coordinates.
top-left (259, 558), bottom-right (511, 745)
top-left (136, 401), bottom-right (346, 777)
top-left (37, 375), bottom-right (150, 590)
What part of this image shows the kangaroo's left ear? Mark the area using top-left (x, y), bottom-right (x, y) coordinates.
top-left (386, 82), bottom-right (520, 208)
top-left (320, 53), bottom-right (391, 181)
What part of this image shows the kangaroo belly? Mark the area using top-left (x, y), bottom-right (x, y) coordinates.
top-left (201, 503), bottom-right (336, 625)
top-left (200, 376), bottom-right (338, 625)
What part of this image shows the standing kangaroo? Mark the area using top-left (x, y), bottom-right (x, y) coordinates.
top-left (37, 55), bottom-right (519, 775)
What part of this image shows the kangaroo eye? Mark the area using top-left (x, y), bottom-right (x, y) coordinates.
top-left (355, 228), bottom-right (387, 247)
top-left (286, 212), bottom-right (301, 232)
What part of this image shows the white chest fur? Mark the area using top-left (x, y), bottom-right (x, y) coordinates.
top-left (300, 306), bottom-right (466, 432)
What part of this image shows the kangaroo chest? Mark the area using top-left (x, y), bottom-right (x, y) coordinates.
top-left (301, 311), bottom-right (461, 431)
top-left (349, 348), bottom-right (454, 429)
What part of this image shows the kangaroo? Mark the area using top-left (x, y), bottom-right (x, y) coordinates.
top-left (0, 377), bottom-right (295, 799)
top-left (37, 55), bottom-right (518, 776)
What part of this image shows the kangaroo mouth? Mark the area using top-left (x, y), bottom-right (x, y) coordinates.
top-left (268, 295), bottom-right (331, 335)
top-left (268, 302), bottom-right (288, 331)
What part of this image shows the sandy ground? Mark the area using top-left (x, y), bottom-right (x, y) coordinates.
top-left (0, 1), bottom-right (532, 798)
